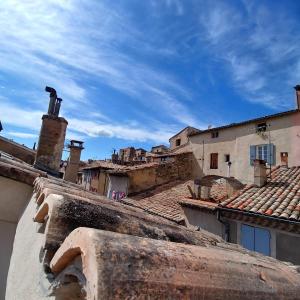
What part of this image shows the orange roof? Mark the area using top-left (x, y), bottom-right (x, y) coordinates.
top-left (221, 166), bottom-right (300, 221)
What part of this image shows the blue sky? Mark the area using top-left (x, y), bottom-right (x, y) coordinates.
top-left (0, 0), bottom-right (299, 160)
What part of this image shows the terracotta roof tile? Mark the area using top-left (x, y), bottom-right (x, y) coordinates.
top-left (220, 166), bottom-right (300, 221)
top-left (122, 180), bottom-right (193, 223)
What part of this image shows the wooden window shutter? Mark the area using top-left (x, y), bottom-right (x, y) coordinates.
top-left (210, 153), bottom-right (218, 169)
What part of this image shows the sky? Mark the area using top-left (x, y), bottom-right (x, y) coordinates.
top-left (0, 0), bottom-right (300, 160)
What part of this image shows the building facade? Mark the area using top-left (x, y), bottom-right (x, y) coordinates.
top-left (189, 109), bottom-right (300, 184)
top-left (169, 126), bottom-right (200, 150)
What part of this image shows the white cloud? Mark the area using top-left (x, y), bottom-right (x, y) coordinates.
top-left (0, 98), bottom-right (43, 131)
top-left (6, 131), bottom-right (38, 139)
top-left (0, 100), bottom-right (177, 144)
top-left (0, 0), bottom-right (197, 125)
top-left (198, 1), bottom-right (300, 109)
top-left (67, 117), bottom-right (174, 143)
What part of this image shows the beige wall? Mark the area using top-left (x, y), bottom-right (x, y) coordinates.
top-left (190, 112), bottom-right (300, 184)
top-left (170, 128), bottom-right (189, 150)
top-left (0, 176), bottom-right (33, 298)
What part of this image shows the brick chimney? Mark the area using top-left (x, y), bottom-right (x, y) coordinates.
top-left (34, 87), bottom-right (68, 176)
top-left (295, 85), bottom-right (300, 110)
top-left (253, 159), bottom-right (267, 187)
top-left (64, 140), bottom-right (84, 183)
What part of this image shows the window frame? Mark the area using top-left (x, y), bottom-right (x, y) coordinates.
top-left (210, 153), bottom-right (218, 169)
top-left (225, 154), bottom-right (230, 163)
top-left (211, 131), bottom-right (219, 139)
top-left (175, 138), bottom-right (181, 146)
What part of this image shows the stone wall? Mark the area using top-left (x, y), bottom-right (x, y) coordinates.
top-left (0, 136), bottom-right (35, 164)
top-left (127, 153), bottom-right (193, 194)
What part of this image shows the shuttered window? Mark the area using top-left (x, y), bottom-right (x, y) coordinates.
top-left (210, 153), bottom-right (218, 169)
top-left (250, 144), bottom-right (275, 165)
top-left (241, 224), bottom-right (271, 256)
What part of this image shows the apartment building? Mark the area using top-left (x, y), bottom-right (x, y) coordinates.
top-left (189, 86), bottom-right (300, 184)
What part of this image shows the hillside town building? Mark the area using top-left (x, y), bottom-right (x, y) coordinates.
top-left (169, 126), bottom-right (200, 150)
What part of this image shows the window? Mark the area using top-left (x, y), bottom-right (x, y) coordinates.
top-left (176, 138), bottom-right (181, 146)
top-left (250, 144), bottom-right (275, 165)
top-left (210, 153), bottom-right (218, 169)
top-left (241, 224), bottom-right (270, 256)
top-left (225, 154), bottom-right (230, 162)
top-left (211, 131), bottom-right (219, 138)
top-left (256, 122), bottom-right (267, 132)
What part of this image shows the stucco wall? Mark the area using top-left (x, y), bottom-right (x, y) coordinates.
top-left (6, 195), bottom-right (56, 300)
top-left (0, 176), bottom-right (33, 298)
top-left (0, 221), bottom-right (16, 300)
top-left (182, 207), bottom-right (223, 237)
top-left (190, 111), bottom-right (300, 184)
top-left (276, 232), bottom-right (300, 265)
top-left (0, 136), bottom-right (35, 164)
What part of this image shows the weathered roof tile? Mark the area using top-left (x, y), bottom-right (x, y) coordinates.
top-left (221, 166), bottom-right (300, 221)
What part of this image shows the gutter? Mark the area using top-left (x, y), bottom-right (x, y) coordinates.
top-left (219, 206), bottom-right (300, 226)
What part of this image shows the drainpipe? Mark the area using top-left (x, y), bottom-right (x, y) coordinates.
top-left (217, 209), bottom-right (230, 242)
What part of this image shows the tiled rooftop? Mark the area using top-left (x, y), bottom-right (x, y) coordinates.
top-left (221, 166), bottom-right (300, 221)
top-left (122, 176), bottom-right (241, 223)
top-left (122, 180), bottom-right (191, 223)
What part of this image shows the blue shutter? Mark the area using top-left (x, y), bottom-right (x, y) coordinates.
top-left (250, 145), bottom-right (256, 165)
top-left (254, 227), bottom-right (271, 256)
top-left (266, 144), bottom-right (275, 165)
top-left (241, 224), bottom-right (255, 251)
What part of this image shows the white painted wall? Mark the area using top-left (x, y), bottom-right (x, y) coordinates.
top-left (0, 176), bottom-right (33, 298)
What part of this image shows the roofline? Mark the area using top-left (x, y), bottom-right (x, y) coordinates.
top-left (168, 126), bottom-right (189, 141)
top-left (151, 145), bottom-right (168, 149)
top-left (189, 109), bottom-right (300, 137)
top-left (219, 206), bottom-right (300, 225)
top-left (0, 135), bottom-right (36, 154)
top-left (169, 126), bottom-right (200, 141)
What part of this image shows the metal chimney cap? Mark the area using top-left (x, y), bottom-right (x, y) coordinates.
top-left (294, 85), bottom-right (300, 91)
top-left (45, 86), bottom-right (57, 97)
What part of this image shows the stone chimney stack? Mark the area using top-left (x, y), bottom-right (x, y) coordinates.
top-left (295, 85), bottom-right (300, 110)
top-left (34, 87), bottom-right (68, 176)
top-left (253, 159), bottom-right (267, 187)
top-left (64, 140), bottom-right (84, 183)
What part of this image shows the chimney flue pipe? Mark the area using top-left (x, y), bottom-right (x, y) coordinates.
top-left (45, 86), bottom-right (57, 116)
top-left (54, 98), bottom-right (63, 117)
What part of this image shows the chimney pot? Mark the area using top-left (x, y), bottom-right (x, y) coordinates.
top-left (253, 159), bottom-right (267, 187)
top-left (64, 140), bottom-right (84, 183)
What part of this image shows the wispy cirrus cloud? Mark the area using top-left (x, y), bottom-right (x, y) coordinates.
top-left (0, 0), bottom-right (197, 127)
top-left (0, 100), bottom-right (177, 144)
top-left (198, 1), bottom-right (300, 109)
